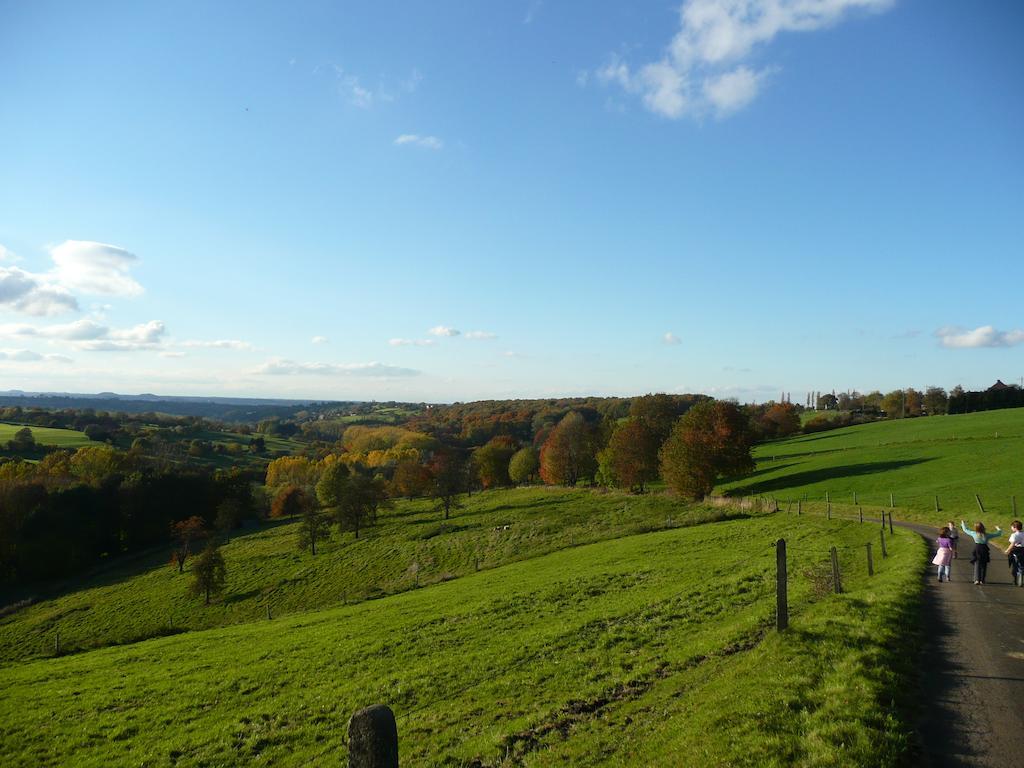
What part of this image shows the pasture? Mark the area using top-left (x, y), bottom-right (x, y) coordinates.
top-left (719, 408), bottom-right (1024, 525)
top-left (0, 422), bottom-right (92, 449)
top-left (0, 511), bottom-right (921, 767)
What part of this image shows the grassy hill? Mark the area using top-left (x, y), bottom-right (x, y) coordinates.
top-left (0, 422), bottom-right (91, 448)
top-left (0, 487), bottom-right (731, 663)
top-left (719, 408), bottom-right (1024, 525)
top-left (0, 510), bottom-right (921, 767)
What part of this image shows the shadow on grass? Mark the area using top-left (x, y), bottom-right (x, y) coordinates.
top-left (727, 459), bottom-right (934, 495)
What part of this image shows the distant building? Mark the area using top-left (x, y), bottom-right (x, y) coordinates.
top-left (987, 379), bottom-right (1012, 392)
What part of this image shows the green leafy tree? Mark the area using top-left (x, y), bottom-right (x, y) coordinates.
top-left (429, 450), bottom-right (467, 520)
top-left (334, 473), bottom-right (391, 539)
top-left (508, 446), bottom-right (539, 485)
top-left (659, 400), bottom-right (755, 500)
top-left (296, 500), bottom-right (331, 555)
top-left (601, 419), bottom-right (659, 493)
top-left (315, 462), bottom-right (351, 511)
top-left (881, 390), bottom-right (905, 419)
top-left (924, 386), bottom-right (948, 415)
top-left (474, 436), bottom-right (516, 489)
top-left (189, 544), bottom-right (227, 605)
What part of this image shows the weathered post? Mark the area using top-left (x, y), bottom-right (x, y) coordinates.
top-left (975, 494), bottom-right (986, 516)
top-left (797, 500), bottom-right (802, 515)
top-left (827, 503), bottom-right (832, 520)
top-left (474, 556), bottom-right (479, 572)
top-left (934, 496), bottom-right (940, 514)
top-left (348, 704), bottom-right (399, 768)
top-left (853, 491), bottom-right (858, 505)
top-left (776, 539), bottom-right (788, 631)
top-left (267, 605), bottom-right (272, 621)
top-left (859, 507), bottom-right (864, 524)
top-left (888, 511), bottom-right (894, 535)
top-left (889, 492), bottom-right (894, 508)
top-left (880, 529), bottom-right (888, 558)
top-left (830, 546), bottom-right (842, 594)
top-left (866, 542), bottom-right (874, 576)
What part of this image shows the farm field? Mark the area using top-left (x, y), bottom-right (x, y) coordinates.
top-left (0, 511), bottom-right (921, 767)
top-left (0, 422), bottom-right (92, 448)
top-left (719, 408), bottom-right (1024, 525)
top-left (0, 487), bottom-right (731, 663)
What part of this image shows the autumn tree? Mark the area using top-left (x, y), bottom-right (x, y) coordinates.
top-left (474, 436), bottom-right (516, 489)
top-left (599, 419), bottom-right (659, 493)
top-left (271, 485), bottom-right (314, 518)
top-left (170, 516), bottom-right (208, 574)
top-left (629, 393), bottom-right (694, 444)
top-left (189, 543), bottom-right (227, 605)
top-left (508, 446), bottom-right (539, 485)
top-left (390, 460), bottom-right (433, 499)
top-left (539, 412), bottom-right (598, 487)
top-left (315, 461), bottom-right (351, 512)
top-left (761, 402), bottom-right (801, 439)
top-left (429, 449), bottom-right (467, 520)
top-left (659, 400), bottom-right (755, 500)
top-left (881, 390), bottom-right (905, 419)
top-left (265, 456), bottom-right (317, 490)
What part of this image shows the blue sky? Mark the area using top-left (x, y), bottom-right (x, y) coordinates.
top-left (1, 0), bottom-right (1022, 402)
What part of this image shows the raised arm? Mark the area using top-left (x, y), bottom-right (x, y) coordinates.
top-left (987, 528), bottom-right (1003, 542)
top-left (961, 520), bottom-right (971, 536)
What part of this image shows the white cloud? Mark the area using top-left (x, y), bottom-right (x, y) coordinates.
top-left (597, 0), bottom-right (893, 119)
top-left (394, 134), bottom-right (444, 150)
top-left (255, 359), bottom-right (420, 377)
top-left (0, 244), bottom-right (22, 262)
top-left (935, 325), bottom-right (1024, 349)
top-left (0, 348), bottom-right (71, 363)
top-left (333, 66), bottom-right (376, 108)
top-left (0, 266), bottom-right (78, 316)
top-left (389, 338), bottom-right (436, 347)
top-left (663, 332), bottom-right (682, 345)
top-left (179, 339), bottom-right (253, 350)
top-left (49, 240), bottom-right (144, 297)
top-left (311, 335), bottom-right (329, 345)
top-left (465, 330), bottom-right (497, 340)
top-left (78, 320), bottom-right (167, 352)
top-left (428, 325), bottom-right (460, 337)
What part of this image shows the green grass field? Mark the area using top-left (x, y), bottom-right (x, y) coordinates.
top-left (0, 487), bottom-right (727, 663)
top-left (0, 422), bottom-right (92, 448)
top-left (0, 511), bottom-right (921, 767)
top-left (719, 408), bottom-right (1024, 526)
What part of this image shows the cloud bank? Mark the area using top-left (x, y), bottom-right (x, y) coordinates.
top-left (935, 325), bottom-right (1024, 349)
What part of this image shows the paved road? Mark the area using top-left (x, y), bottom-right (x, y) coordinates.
top-left (906, 522), bottom-right (1024, 767)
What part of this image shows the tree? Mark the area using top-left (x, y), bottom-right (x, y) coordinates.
top-left (761, 402), bottom-right (801, 439)
top-left (600, 419), bottom-right (659, 493)
top-left (629, 393), bottom-right (695, 444)
top-left (924, 386), bottom-right (948, 416)
top-left (215, 498), bottom-right (245, 532)
top-left (429, 450), bottom-right (467, 520)
top-left (508, 446), bottom-right (539, 485)
top-left (881, 390), bottom-right (904, 419)
top-left (170, 516), bottom-right (207, 574)
top-left (315, 462), bottom-right (351, 511)
top-left (189, 543), bottom-right (227, 605)
top-left (539, 412), bottom-right (598, 487)
top-left (296, 499), bottom-right (331, 555)
top-left (390, 460), bottom-right (432, 498)
top-left (271, 485), bottom-right (314, 519)
top-left (69, 445), bottom-right (126, 486)
top-left (265, 456), bottom-right (317, 490)
top-left (816, 393), bottom-right (838, 411)
top-left (474, 437), bottom-right (516, 489)
top-left (904, 387), bottom-right (924, 417)
top-left (334, 473), bottom-right (390, 539)
top-left (659, 400), bottom-right (755, 500)
top-left (9, 427), bottom-right (36, 453)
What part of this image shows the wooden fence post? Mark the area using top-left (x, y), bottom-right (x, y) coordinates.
top-left (348, 704), bottom-right (399, 768)
top-left (853, 491), bottom-right (858, 505)
top-left (827, 503), bottom-right (832, 520)
top-left (888, 511), bottom-right (894, 535)
top-left (266, 605), bottom-right (272, 621)
top-left (880, 529), bottom-right (888, 558)
top-left (975, 494), bottom-right (986, 516)
top-left (859, 507), bottom-right (863, 524)
top-left (934, 496), bottom-right (940, 514)
top-left (889, 492), bottom-right (894, 508)
top-left (797, 500), bottom-right (802, 515)
top-left (776, 539), bottom-right (788, 631)
top-left (830, 546), bottom-right (842, 594)
top-left (866, 542), bottom-right (874, 576)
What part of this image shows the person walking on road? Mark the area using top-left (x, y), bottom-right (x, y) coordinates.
top-left (946, 520), bottom-right (959, 559)
top-left (1003, 520), bottom-right (1024, 587)
top-left (932, 527), bottom-right (955, 582)
top-left (961, 520), bottom-right (1002, 585)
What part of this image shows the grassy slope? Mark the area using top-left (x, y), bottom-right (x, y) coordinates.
top-left (0, 487), bottom-right (725, 663)
top-left (719, 408), bottom-right (1024, 524)
top-left (0, 512), bottom-right (922, 768)
top-left (0, 422), bottom-right (91, 448)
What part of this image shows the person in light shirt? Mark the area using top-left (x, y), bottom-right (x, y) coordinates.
top-left (1003, 520), bottom-right (1024, 587)
top-left (960, 520), bottom-right (1002, 585)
